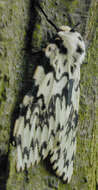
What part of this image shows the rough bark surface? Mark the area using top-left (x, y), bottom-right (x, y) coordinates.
top-left (0, 0), bottom-right (97, 190)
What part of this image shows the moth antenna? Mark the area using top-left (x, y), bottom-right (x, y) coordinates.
top-left (70, 22), bottom-right (80, 32)
top-left (36, 3), bottom-right (59, 32)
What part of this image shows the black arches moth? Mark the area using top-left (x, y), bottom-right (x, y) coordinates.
top-left (13, 7), bottom-right (85, 183)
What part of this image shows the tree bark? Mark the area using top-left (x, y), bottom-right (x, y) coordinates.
top-left (0, 0), bottom-right (97, 190)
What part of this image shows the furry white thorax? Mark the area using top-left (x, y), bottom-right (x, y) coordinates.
top-left (58, 26), bottom-right (85, 64)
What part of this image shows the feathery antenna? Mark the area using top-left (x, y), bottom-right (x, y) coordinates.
top-left (36, 3), bottom-right (59, 32)
top-left (70, 22), bottom-right (80, 32)
top-left (37, 3), bottom-right (80, 33)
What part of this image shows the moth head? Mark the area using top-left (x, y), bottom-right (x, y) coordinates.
top-left (58, 22), bottom-right (80, 32)
top-left (58, 25), bottom-right (85, 64)
top-left (59, 25), bottom-right (71, 32)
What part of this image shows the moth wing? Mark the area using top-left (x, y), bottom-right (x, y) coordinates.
top-left (13, 66), bottom-right (55, 171)
top-left (13, 97), bottom-right (40, 171)
top-left (49, 76), bottom-right (79, 182)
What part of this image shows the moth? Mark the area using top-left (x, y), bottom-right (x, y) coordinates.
top-left (13, 6), bottom-right (85, 183)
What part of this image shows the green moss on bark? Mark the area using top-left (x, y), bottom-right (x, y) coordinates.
top-left (0, 0), bottom-right (30, 189)
top-left (76, 1), bottom-right (98, 190)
